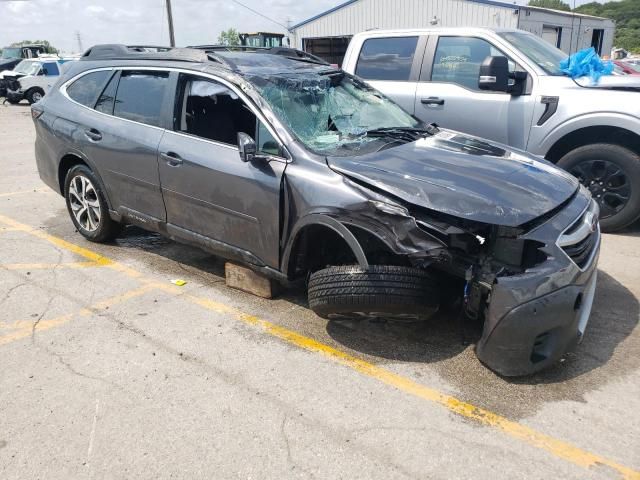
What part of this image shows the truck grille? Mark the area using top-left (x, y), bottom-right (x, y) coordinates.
top-left (558, 203), bottom-right (599, 269)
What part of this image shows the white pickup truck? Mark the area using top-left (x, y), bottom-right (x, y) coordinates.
top-left (342, 28), bottom-right (640, 232)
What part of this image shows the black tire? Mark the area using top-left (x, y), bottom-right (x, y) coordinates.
top-left (26, 88), bottom-right (44, 105)
top-left (308, 265), bottom-right (440, 320)
top-left (557, 144), bottom-right (640, 232)
top-left (6, 98), bottom-right (21, 105)
top-left (64, 165), bottom-right (121, 243)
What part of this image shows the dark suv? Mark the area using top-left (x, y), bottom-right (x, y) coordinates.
top-left (33, 44), bottom-right (600, 376)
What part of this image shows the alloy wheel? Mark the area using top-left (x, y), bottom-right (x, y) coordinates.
top-left (68, 175), bottom-right (101, 232)
top-left (569, 159), bottom-right (631, 219)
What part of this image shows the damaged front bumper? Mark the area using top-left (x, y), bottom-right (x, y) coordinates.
top-left (6, 88), bottom-right (24, 103)
top-left (476, 193), bottom-right (600, 376)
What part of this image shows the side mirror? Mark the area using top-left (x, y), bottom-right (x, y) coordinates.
top-left (39, 68), bottom-right (47, 76)
top-left (478, 56), bottom-right (509, 92)
top-left (238, 132), bottom-right (257, 162)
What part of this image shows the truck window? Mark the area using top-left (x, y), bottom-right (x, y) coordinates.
top-left (42, 62), bottom-right (59, 76)
top-left (431, 37), bottom-right (509, 91)
top-left (355, 37), bottom-right (418, 81)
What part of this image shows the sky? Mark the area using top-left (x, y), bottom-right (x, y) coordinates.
top-left (0, 0), bottom-right (608, 54)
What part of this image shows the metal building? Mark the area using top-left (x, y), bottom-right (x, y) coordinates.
top-left (288, 0), bottom-right (615, 65)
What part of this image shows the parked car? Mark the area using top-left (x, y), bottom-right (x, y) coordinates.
top-left (342, 28), bottom-right (640, 232)
top-left (1, 57), bottom-right (74, 104)
top-left (613, 60), bottom-right (640, 75)
top-left (32, 44), bottom-right (600, 376)
top-left (0, 44), bottom-right (48, 72)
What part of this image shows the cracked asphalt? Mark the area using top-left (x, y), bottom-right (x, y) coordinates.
top-left (1, 104), bottom-right (639, 479)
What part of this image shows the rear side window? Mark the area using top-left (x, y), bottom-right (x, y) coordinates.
top-left (355, 37), bottom-right (418, 81)
top-left (66, 70), bottom-right (111, 107)
top-left (113, 71), bottom-right (169, 127)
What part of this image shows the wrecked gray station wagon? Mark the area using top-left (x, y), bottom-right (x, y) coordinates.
top-left (32, 45), bottom-right (600, 376)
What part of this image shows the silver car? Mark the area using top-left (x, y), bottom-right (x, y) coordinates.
top-left (343, 28), bottom-right (640, 232)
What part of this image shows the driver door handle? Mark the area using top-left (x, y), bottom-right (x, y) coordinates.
top-left (161, 151), bottom-right (183, 167)
top-left (84, 128), bottom-right (102, 141)
top-left (421, 97), bottom-right (445, 106)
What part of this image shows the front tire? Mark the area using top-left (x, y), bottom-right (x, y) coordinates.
top-left (64, 165), bottom-right (121, 243)
top-left (26, 88), bottom-right (44, 105)
top-left (557, 144), bottom-right (640, 232)
top-left (308, 265), bottom-right (440, 320)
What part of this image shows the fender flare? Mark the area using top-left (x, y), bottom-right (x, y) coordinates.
top-left (281, 214), bottom-right (369, 274)
top-left (58, 149), bottom-right (114, 211)
top-left (533, 113), bottom-right (640, 157)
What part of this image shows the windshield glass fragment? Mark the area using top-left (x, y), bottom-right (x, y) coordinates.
top-left (248, 71), bottom-right (423, 156)
top-left (1, 47), bottom-right (21, 59)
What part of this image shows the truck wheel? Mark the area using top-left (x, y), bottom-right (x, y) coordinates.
top-left (6, 98), bottom-right (21, 105)
top-left (26, 88), bottom-right (44, 105)
top-left (558, 144), bottom-right (640, 232)
top-left (64, 165), bottom-right (121, 243)
top-left (308, 265), bottom-right (439, 320)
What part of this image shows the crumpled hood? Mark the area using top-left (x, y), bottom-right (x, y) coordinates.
top-left (574, 75), bottom-right (640, 91)
top-left (0, 70), bottom-right (23, 80)
top-left (328, 130), bottom-right (579, 227)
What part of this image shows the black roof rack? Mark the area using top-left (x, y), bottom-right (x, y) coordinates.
top-left (188, 44), bottom-right (330, 65)
top-left (80, 44), bottom-right (212, 63)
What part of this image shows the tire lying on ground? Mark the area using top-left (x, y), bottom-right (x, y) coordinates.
top-left (308, 265), bottom-right (440, 320)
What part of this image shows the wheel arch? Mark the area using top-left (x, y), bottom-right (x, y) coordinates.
top-left (58, 152), bottom-right (114, 210)
top-left (545, 125), bottom-right (640, 163)
top-left (282, 215), bottom-right (370, 278)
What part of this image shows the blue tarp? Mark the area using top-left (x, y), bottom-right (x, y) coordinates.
top-left (560, 47), bottom-right (614, 83)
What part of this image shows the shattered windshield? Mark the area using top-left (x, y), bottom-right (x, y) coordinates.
top-left (248, 71), bottom-right (423, 156)
top-left (1, 48), bottom-right (21, 59)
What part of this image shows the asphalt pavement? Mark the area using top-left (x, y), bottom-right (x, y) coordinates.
top-left (1, 103), bottom-right (639, 479)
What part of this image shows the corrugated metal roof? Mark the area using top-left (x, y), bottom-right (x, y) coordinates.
top-left (289, 0), bottom-right (520, 30)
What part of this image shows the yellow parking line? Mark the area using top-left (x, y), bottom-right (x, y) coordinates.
top-left (1, 213), bottom-right (638, 479)
top-left (0, 284), bottom-right (156, 346)
top-left (0, 214), bottom-right (141, 278)
top-left (2, 261), bottom-right (100, 270)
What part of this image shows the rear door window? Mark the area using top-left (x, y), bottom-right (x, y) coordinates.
top-left (113, 71), bottom-right (169, 127)
top-left (355, 37), bottom-right (418, 81)
top-left (66, 70), bottom-right (112, 107)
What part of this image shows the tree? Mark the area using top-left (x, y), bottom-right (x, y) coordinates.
top-left (528, 0), bottom-right (571, 12)
top-left (10, 40), bottom-right (58, 54)
top-left (217, 28), bottom-right (240, 46)
top-left (575, 0), bottom-right (640, 53)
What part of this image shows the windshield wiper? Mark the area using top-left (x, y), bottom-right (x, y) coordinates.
top-left (356, 124), bottom-right (439, 143)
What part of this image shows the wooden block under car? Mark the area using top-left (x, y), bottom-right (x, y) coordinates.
top-left (225, 262), bottom-right (276, 299)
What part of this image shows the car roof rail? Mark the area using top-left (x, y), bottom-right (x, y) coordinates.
top-left (188, 44), bottom-right (329, 65)
top-left (79, 44), bottom-right (213, 64)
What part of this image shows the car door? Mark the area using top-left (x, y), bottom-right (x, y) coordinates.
top-left (414, 35), bottom-right (536, 149)
top-left (63, 68), bottom-right (169, 222)
top-left (353, 35), bottom-right (427, 114)
top-left (157, 73), bottom-right (286, 268)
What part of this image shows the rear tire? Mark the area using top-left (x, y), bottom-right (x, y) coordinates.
top-left (308, 265), bottom-right (440, 320)
top-left (557, 144), bottom-right (640, 232)
top-left (64, 165), bottom-right (121, 243)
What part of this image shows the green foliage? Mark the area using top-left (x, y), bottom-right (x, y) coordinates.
top-left (575, 0), bottom-right (640, 53)
top-left (527, 0), bottom-right (571, 12)
top-left (217, 28), bottom-right (240, 47)
top-left (10, 40), bottom-right (58, 54)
